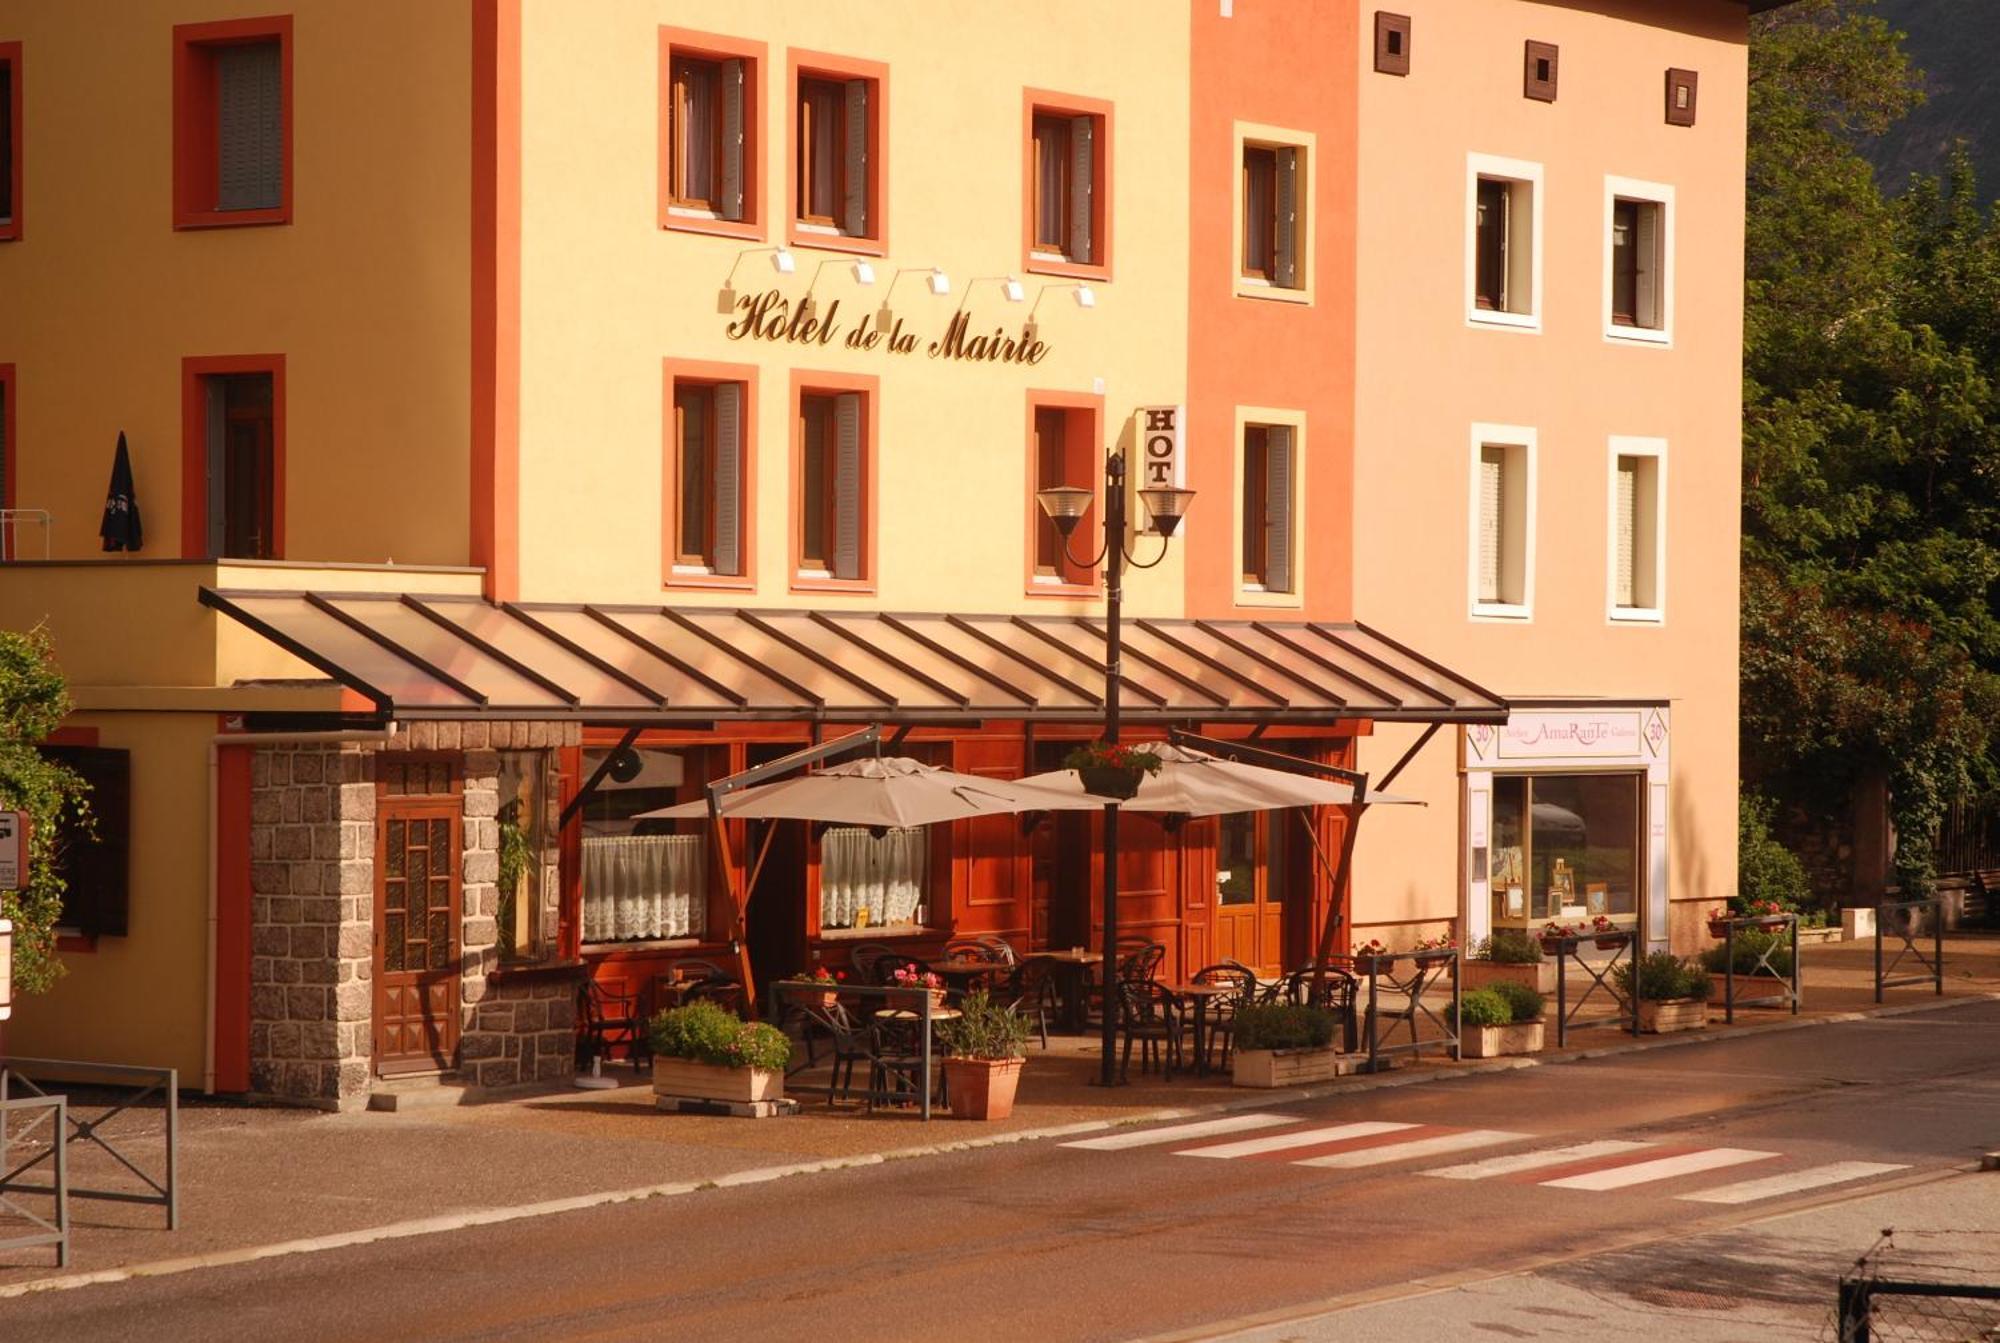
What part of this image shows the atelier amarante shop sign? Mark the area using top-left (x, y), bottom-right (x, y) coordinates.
top-left (724, 288), bottom-right (1050, 366)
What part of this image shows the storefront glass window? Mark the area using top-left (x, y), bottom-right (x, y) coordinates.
top-left (819, 826), bottom-right (926, 931)
top-left (579, 747), bottom-right (707, 945)
top-left (1489, 772), bottom-right (1641, 928)
top-left (1217, 813), bottom-right (1256, 906)
top-left (496, 750), bottom-right (554, 962)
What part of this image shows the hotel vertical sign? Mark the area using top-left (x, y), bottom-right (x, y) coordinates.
top-left (1135, 406), bottom-right (1185, 534)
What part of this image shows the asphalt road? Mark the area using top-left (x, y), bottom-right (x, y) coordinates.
top-left (10, 1000), bottom-right (1998, 1342)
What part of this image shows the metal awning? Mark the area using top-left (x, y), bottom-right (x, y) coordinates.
top-left (198, 588), bottom-right (1507, 726)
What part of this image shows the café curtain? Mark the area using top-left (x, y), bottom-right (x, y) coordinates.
top-left (581, 834), bottom-right (706, 942)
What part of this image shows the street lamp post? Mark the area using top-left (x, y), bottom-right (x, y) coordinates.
top-left (1039, 449), bottom-right (1193, 1086)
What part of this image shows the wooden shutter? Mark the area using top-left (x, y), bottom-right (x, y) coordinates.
top-left (1068, 115), bottom-right (1095, 263)
top-left (1264, 426), bottom-right (1295, 593)
top-left (38, 745), bottom-right (132, 937)
top-left (833, 391), bottom-right (863, 580)
top-left (1634, 203), bottom-right (1661, 329)
top-left (720, 59), bottom-right (746, 221)
top-left (216, 41), bottom-right (283, 211)
top-left (1273, 147), bottom-right (1299, 288)
top-left (1478, 447), bottom-right (1504, 603)
top-left (841, 79), bottom-right (869, 236)
top-left (713, 382), bottom-right (743, 575)
top-left (1615, 457), bottom-right (1636, 607)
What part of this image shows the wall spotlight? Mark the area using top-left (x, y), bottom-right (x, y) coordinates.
top-left (926, 268), bottom-right (951, 296)
top-left (718, 246), bottom-right (799, 314)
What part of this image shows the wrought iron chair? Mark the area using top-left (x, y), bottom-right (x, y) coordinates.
top-left (1285, 961), bottom-right (1363, 1052)
top-left (1189, 960), bottom-right (1259, 1071)
top-left (1116, 979), bottom-right (1184, 1081)
top-left (998, 956), bottom-right (1059, 1049)
top-left (578, 978), bottom-right (648, 1070)
top-left (848, 942), bottom-right (901, 985)
top-left (868, 1014), bottom-right (942, 1112)
top-left (1116, 942), bottom-right (1166, 982)
top-left (816, 1001), bottom-right (873, 1107)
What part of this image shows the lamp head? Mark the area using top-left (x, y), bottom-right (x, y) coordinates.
top-left (1137, 486), bottom-right (1195, 538)
top-left (1002, 277), bottom-right (1025, 303)
top-left (1035, 485), bottom-right (1095, 539)
top-left (851, 260), bottom-right (877, 285)
top-left (771, 247), bottom-right (797, 275)
top-left (1072, 283), bottom-right (1096, 309)
top-left (926, 268), bottom-right (951, 296)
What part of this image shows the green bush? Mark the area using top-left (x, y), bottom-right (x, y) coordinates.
top-left (1455, 988), bottom-right (1513, 1029)
top-left (938, 990), bottom-right (1030, 1061)
top-left (1488, 979), bottom-right (1544, 1023)
top-left (1233, 1002), bottom-right (1337, 1052)
top-left (1735, 793), bottom-right (1810, 916)
top-left (1699, 928), bottom-right (1795, 978)
top-left (1613, 952), bottom-right (1712, 1003)
top-left (1473, 929), bottom-right (1544, 965)
top-left (648, 1000), bottom-right (793, 1071)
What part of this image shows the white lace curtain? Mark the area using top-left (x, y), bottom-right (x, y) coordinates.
top-left (820, 826), bottom-right (926, 930)
top-left (582, 834), bottom-right (706, 943)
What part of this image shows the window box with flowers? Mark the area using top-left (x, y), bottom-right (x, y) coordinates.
top-left (890, 963), bottom-right (947, 1010)
top-left (1064, 741), bottom-right (1162, 801)
top-left (648, 999), bottom-right (794, 1107)
top-left (786, 965), bottom-right (848, 1010)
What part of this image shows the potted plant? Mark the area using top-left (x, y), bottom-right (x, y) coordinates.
top-left (1705, 905), bottom-right (1734, 939)
top-left (1699, 927), bottom-right (1794, 980)
top-left (1464, 929), bottom-right (1555, 995)
top-left (648, 999), bottom-right (793, 1105)
top-left (1230, 1003), bottom-right (1341, 1088)
top-left (1063, 741), bottom-right (1164, 801)
top-left (1538, 921), bottom-right (1584, 955)
top-left (890, 963), bottom-right (947, 1009)
top-left (1454, 983), bottom-right (1545, 1058)
top-left (936, 990), bottom-right (1031, 1120)
top-left (1353, 937), bottom-right (1396, 977)
top-left (1613, 951), bottom-right (1711, 1034)
top-left (788, 965), bottom-right (847, 1010)
top-left (1589, 915), bottom-right (1626, 950)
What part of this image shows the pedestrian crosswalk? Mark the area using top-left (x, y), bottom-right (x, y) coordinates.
top-left (1058, 1112), bottom-right (1913, 1205)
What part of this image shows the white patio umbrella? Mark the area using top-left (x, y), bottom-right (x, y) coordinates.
top-left (1012, 743), bottom-right (1412, 817)
top-left (637, 755), bottom-right (1069, 828)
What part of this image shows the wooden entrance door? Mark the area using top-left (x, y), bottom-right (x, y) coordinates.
top-left (375, 773), bottom-right (462, 1075)
top-left (1213, 812), bottom-right (1287, 975)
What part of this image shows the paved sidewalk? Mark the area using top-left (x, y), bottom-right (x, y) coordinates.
top-left (0, 932), bottom-right (1992, 1292)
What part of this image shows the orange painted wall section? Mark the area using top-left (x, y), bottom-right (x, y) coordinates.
top-left (1185, 1), bottom-right (1358, 621)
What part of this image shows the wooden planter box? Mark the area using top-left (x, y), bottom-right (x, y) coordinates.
top-left (1637, 998), bottom-right (1707, 1035)
top-left (652, 1057), bottom-right (785, 1104)
top-left (1233, 1045), bottom-right (1342, 1089)
top-left (942, 1057), bottom-right (1024, 1121)
top-left (1462, 959), bottom-right (1556, 996)
top-left (1460, 1020), bottom-right (1544, 1058)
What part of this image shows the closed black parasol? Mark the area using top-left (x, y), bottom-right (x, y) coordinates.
top-left (99, 431), bottom-right (143, 552)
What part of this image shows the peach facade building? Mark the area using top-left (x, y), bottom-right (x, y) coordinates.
top-left (0, 1), bottom-right (1759, 1106)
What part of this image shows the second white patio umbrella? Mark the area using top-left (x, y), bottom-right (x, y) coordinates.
top-left (1012, 743), bottom-right (1394, 816)
top-left (637, 754), bottom-right (1072, 828)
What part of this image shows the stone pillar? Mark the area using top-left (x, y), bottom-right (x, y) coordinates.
top-left (248, 744), bottom-right (374, 1110)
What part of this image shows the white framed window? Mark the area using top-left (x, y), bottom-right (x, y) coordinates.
top-left (1604, 176), bottom-right (1673, 344)
top-left (1466, 154), bottom-right (1542, 331)
top-left (1468, 423), bottom-right (1536, 620)
top-left (1234, 409), bottom-right (1305, 606)
top-left (1606, 436), bottom-right (1666, 622)
top-left (1234, 122), bottom-right (1314, 304)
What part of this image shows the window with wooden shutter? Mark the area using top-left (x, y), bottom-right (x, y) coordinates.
top-left (795, 69), bottom-right (876, 240)
top-left (1032, 114), bottom-right (1069, 253)
top-left (1272, 148), bottom-right (1300, 289)
top-left (38, 745), bottom-right (132, 938)
top-left (659, 32), bottom-right (761, 234)
top-left (798, 388), bottom-right (868, 583)
top-left (1606, 184), bottom-right (1670, 339)
top-left (1612, 449), bottom-right (1661, 615)
top-left (712, 382), bottom-right (743, 575)
top-left (1263, 426), bottom-right (1295, 593)
top-left (1470, 160), bottom-right (1540, 324)
top-left (1477, 446), bottom-right (1505, 604)
top-left (1068, 116), bottom-right (1095, 263)
top-left (1242, 146), bottom-right (1275, 280)
top-left (173, 18), bottom-right (291, 228)
top-left (1476, 179), bottom-right (1509, 310)
top-left (1025, 95), bottom-right (1109, 276)
top-left (673, 383), bottom-right (715, 567)
top-left (216, 40), bottom-right (282, 212)
top-left (669, 55), bottom-right (721, 211)
top-left (799, 393), bottom-right (836, 571)
top-left (840, 80), bottom-right (869, 237)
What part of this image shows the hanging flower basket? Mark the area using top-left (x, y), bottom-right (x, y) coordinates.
top-left (1065, 742), bottom-right (1163, 801)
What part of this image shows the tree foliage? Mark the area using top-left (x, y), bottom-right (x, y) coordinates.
top-left (1745, 1), bottom-right (2000, 893)
top-left (0, 626), bottom-right (88, 993)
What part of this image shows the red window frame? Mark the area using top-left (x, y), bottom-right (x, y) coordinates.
top-left (181, 354), bottom-right (286, 559)
top-left (1021, 89), bottom-right (1111, 282)
top-left (0, 41), bottom-right (22, 241)
top-left (172, 15), bottom-right (294, 230)
top-left (785, 49), bottom-right (887, 257)
top-left (788, 369), bottom-right (877, 593)
top-left (658, 27), bottom-right (765, 241)
top-left (1023, 390), bottom-right (1102, 597)
top-left (662, 356), bottom-right (757, 591)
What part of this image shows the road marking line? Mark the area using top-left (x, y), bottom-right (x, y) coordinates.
top-left (1541, 1147), bottom-right (1777, 1191)
top-left (1423, 1140), bottom-right (1655, 1179)
top-left (1060, 1113), bottom-right (1296, 1151)
top-left (1295, 1129), bottom-right (1528, 1169)
top-left (1174, 1121), bottom-right (1417, 1159)
top-left (1676, 1161), bottom-right (1910, 1205)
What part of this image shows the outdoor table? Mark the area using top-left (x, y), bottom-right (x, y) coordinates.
top-left (768, 980), bottom-right (948, 1120)
top-left (1161, 983), bottom-right (1232, 1076)
top-left (927, 959), bottom-right (1009, 994)
top-left (872, 1007), bottom-right (962, 1022)
top-left (1030, 950), bottom-right (1103, 1032)
top-left (1715, 913), bottom-right (1801, 1022)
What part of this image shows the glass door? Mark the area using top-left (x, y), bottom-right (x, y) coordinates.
top-left (1213, 812), bottom-right (1287, 975)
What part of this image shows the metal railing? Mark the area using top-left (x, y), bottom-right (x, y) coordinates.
top-left (0, 509), bottom-right (53, 561)
top-left (0, 1058), bottom-right (179, 1230)
top-left (1838, 1277), bottom-right (2000, 1341)
top-left (0, 1095), bottom-right (69, 1267)
top-left (769, 981), bottom-right (945, 1120)
top-left (1547, 931), bottom-right (1639, 1046)
top-left (1352, 951), bottom-right (1461, 1073)
top-left (1716, 912), bottom-right (1802, 1023)
top-left (1874, 897), bottom-right (1944, 1003)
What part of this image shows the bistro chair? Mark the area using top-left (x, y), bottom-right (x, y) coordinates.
top-left (1116, 979), bottom-right (1185, 1081)
top-left (998, 957), bottom-right (1059, 1049)
top-left (848, 942), bottom-right (901, 985)
top-left (1116, 942), bottom-right (1165, 982)
top-left (868, 1014), bottom-right (943, 1113)
top-left (578, 978), bottom-right (648, 1071)
top-left (1284, 961), bottom-right (1362, 1053)
top-left (1189, 961), bottom-right (1259, 1071)
top-left (817, 1001), bottom-right (873, 1108)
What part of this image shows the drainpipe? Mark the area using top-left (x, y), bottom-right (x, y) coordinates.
top-left (204, 725), bottom-right (400, 1095)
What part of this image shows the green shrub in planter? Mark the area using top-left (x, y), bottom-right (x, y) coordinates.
top-left (1613, 951), bottom-right (1712, 1003)
top-left (938, 990), bottom-right (1030, 1061)
top-left (648, 1000), bottom-right (793, 1071)
top-left (1488, 979), bottom-right (1544, 1023)
top-left (1699, 928), bottom-right (1795, 977)
top-left (1454, 988), bottom-right (1513, 1029)
top-left (1473, 929), bottom-right (1544, 964)
top-left (1233, 1003), bottom-right (1337, 1052)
